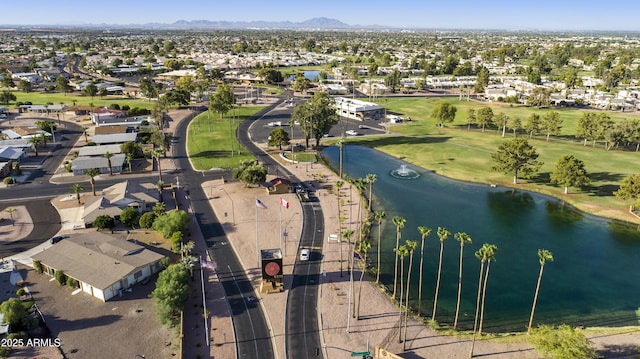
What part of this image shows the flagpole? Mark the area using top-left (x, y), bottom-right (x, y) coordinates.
top-left (199, 256), bottom-right (210, 346)
top-left (279, 198), bottom-right (283, 255)
top-left (255, 198), bottom-right (259, 267)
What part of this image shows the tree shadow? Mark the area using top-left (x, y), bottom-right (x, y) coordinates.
top-left (352, 136), bottom-right (453, 148)
top-left (597, 343), bottom-right (640, 358)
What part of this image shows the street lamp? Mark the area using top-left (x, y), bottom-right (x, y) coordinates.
top-left (220, 187), bottom-right (235, 225)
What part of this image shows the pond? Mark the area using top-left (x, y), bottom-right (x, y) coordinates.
top-left (286, 70), bottom-right (332, 81)
top-left (322, 145), bottom-right (640, 331)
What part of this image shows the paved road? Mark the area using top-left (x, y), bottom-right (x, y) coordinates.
top-left (238, 103), bottom-right (326, 359)
top-left (173, 109), bottom-right (276, 359)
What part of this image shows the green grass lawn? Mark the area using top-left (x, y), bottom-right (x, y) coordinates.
top-left (338, 97), bottom-right (640, 223)
top-left (187, 106), bottom-right (265, 169)
top-left (5, 91), bottom-right (155, 110)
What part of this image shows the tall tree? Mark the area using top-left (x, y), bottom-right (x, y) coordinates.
top-left (84, 168), bottom-right (101, 196)
top-left (356, 239), bottom-right (372, 320)
top-left (209, 83), bottom-right (235, 119)
top-left (550, 155), bottom-right (590, 194)
top-left (478, 244), bottom-right (498, 335)
top-left (375, 211), bottom-right (386, 283)
top-left (392, 215), bottom-right (407, 300)
top-left (366, 173), bottom-right (377, 211)
top-left (474, 66), bottom-right (490, 94)
top-left (335, 180), bottom-right (345, 277)
top-left (55, 76), bottom-right (70, 94)
top-left (491, 138), bottom-right (543, 184)
top-left (152, 148), bottom-right (164, 182)
top-left (528, 249), bottom-right (554, 335)
top-left (84, 83), bottom-right (98, 99)
top-left (431, 101), bottom-right (458, 128)
top-left (466, 109), bottom-right (476, 130)
top-left (28, 136), bottom-right (43, 156)
top-left (151, 264), bottom-right (190, 327)
top-left (417, 226), bottom-right (432, 316)
top-left (403, 240), bottom-right (418, 350)
top-left (432, 227), bottom-right (451, 321)
top-left (476, 107), bottom-right (494, 132)
top-left (395, 244), bottom-right (409, 343)
top-left (70, 183), bottom-right (84, 204)
top-left (470, 243), bottom-right (498, 358)
top-left (453, 232), bottom-right (472, 330)
top-left (525, 113), bottom-right (541, 138)
top-left (614, 174), bottom-right (640, 204)
top-left (540, 111), bottom-right (563, 141)
top-left (0, 91), bottom-right (16, 106)
top-left (496, 112), bottom-right (509, 138)
top-left (268, 127), bottom-right (290, 150)
top-left (103, 151), bottom-right (114, 175)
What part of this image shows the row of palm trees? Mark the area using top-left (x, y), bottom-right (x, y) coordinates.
top-left (333, 174), bottom-right (555, 355)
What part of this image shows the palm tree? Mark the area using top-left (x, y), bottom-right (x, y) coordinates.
top-left (453, 232), bottom-right (472, 330)
top-left (152, 148), bottom-right (164, 182)
top-left (395, 244), bottom-right (409, 343)
top-left (84, 168), bottom-right (101, 196)
top-left (103, 151), bottom-right (114, 175)
top-left (392, 215), bottom-right (406, 299)
top-left (375, 211), bottom-right (386, 283)
top-left (156, 180), bottom-right (165, 202)
top-left (470, 244), bottom-right (488, 358)
top-left (417, 226), bottom-right (432, 316)
top-left (40, 132), bottom-right (48, 148)
top-left (366, 173), bottom-right (377, 211)
top-left (335, 180), bottom-right (344, 276)
top-left (432, 226), bottom-right (451, 321)
top-left (343, 229), bottom-right (355, 328)
top-left (126, 153), bottom-right (134, 172)
top-left (527, 249), bottom-right (554, 335)
top-left (338, 140), bottom-right (344, 178)
top-left (403, 240), bottom-right (418, 350)
top-left (356, 239), bottom-right (371, 319)
top-left (70, 183), bottom-right (84, 204)
top-left (470, 243), bottom-right (498, 358)
top-left (81, 126), bottom-right (89, 142)
top-left (29, 136), bottom-right (43, 156)
top-left (4, 208), bottom-right (16, 226)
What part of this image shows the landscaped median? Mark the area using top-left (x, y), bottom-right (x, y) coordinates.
top-left (186, 106), bottom-right (264, 170)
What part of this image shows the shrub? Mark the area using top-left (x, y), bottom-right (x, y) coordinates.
top-left (54, 270), bottom-right (67, 286)
top-left (139, 211), bottom-right (156, 229)
top-left (33, 259), bottom-right (43, 273)
top-left (530, 324), bottom-right (596, 359)
top-left (21, 315), bottom-right (39, 330)
top-left (120, 207), bottom-right (139, 228)
top-left (171, 231), bottom-right (183, 253)
top-left (3, 177), bottom-right (15, 185)
top-left (94, 214), bottom-right (115, 230)
top-left (66, 277), bottom-right (79, 288)
top-left (16, 288), bottom-right (26, 297)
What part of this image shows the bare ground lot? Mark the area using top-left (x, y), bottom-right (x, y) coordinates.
top-left (22, 265), bottom-right (178, 359)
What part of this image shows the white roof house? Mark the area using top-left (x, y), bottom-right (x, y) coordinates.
top-left (92, 133), bottom-right (138, 145)
top-left (334, 97), bottom-right (385, 121)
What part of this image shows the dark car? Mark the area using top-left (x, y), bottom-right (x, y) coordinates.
top-left (50, 235), bottom-right (69, 244)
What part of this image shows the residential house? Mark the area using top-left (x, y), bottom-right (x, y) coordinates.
top-left (92, 133), bottom-right (138, 145)
top-left (81, 180), bottom-right (159, 226)
top-left (71, 153), bottom-right (126, 175)
top-left (31, 232), bottom-right (165, 302)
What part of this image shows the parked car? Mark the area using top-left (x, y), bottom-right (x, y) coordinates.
top-left (50, 235), bottom-right (69, 244)
top-left (345, 130), bottom-right (359, 136)
top-left (300, 249), bottom-right (310, 261)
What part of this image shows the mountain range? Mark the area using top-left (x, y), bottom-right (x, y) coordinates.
top-left (14, 17), bottom-right (388, 30)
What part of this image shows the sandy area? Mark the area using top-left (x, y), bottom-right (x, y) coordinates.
top-left (0, 205), bottom-right (34, 246)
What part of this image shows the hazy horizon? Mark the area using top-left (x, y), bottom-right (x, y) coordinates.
top-left (2, 0), bottom-right (640, 32)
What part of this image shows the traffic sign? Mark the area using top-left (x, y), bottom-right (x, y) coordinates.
top-left (351, 352), bottom-right (370, 357)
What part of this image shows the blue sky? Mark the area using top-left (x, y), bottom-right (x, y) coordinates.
top-left (3, 0), bottom-right (640, 31)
